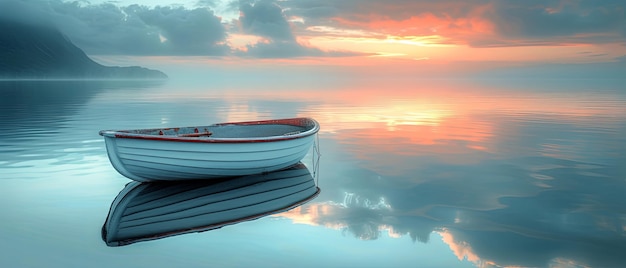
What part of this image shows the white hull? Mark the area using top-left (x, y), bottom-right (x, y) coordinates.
top-left (100, 118), bottom-right (319, 182)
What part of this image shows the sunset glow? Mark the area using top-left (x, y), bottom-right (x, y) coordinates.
top-left (2, 0), bottom-right (621, 69)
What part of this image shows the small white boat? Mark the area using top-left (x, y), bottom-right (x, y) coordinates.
top-left (99, 118), bottom-right (320, 182)
top-left (102, 163), bottom-right (320, 246)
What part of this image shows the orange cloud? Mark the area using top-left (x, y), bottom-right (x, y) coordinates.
top-left (330, 9), bottom-right (496, 46)
top-left (284, 0), bottom-right (626, 62)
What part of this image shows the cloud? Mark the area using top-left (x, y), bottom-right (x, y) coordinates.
top-left (0, 0), bottom-right (360, 58)
top-left (0, 0), bottom-right (229, 56)
top-left (3, 0), bottom-right (623, 57)
top-left (195, 0), bottom-right (219, 9)
top-left (127, 5), bottom-right (229, 55)
top-left (487, 0), bottom-right (626, 43)
top-left (278, 0), bottom-right (626, 47)
top-left (234, 0), bottom-right (361, 58)
top-left (278, 0), bottom-right (495, 44)
top-left (238, 0), bottom-right (294, 41)
top-left (237, 39), bottom-right (359, 58)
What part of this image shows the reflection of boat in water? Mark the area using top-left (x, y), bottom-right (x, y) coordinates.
top-left (102, 163), bottom-right (320, 246)
top-left (98, 117), bottom-right (320, 182)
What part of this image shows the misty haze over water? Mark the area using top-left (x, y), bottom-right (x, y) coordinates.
top-left (1, 73), bottom-right (625, 267)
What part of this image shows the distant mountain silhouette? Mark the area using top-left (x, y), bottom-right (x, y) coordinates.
top-left (0, 18), bottom-right (167, 79)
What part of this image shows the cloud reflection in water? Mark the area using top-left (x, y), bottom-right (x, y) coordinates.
top-left (279, 157), bottom-right (625, 267)
top-left (274, 81), bottom-right (626, 268)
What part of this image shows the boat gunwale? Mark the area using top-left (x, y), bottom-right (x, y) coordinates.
top-left (98, 117), bottom-right (319, 144)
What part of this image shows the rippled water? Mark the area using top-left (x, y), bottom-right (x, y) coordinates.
top-left (1, 78), bottom-right (625, 268)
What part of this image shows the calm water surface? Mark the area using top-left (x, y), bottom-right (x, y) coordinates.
top-left (0, 77), bottom-right (625, 268)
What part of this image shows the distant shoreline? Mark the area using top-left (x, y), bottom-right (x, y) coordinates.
top-left (0, 78), bottom-right (168, 81)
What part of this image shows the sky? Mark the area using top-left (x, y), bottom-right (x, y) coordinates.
top-left (1, 0), bottom-right (626, 76)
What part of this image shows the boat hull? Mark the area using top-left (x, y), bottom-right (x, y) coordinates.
top-left (100, 118), bottom-right (319, 182)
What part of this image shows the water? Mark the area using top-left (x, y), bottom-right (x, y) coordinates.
top-left (1, 77), bottom-right (625, 268)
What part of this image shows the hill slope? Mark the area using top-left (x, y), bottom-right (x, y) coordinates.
top-left (0, 18), bottom-right (167, 79)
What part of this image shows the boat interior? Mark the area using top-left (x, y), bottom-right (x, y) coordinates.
top-left (122, 124), bottom-right (310, 138)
